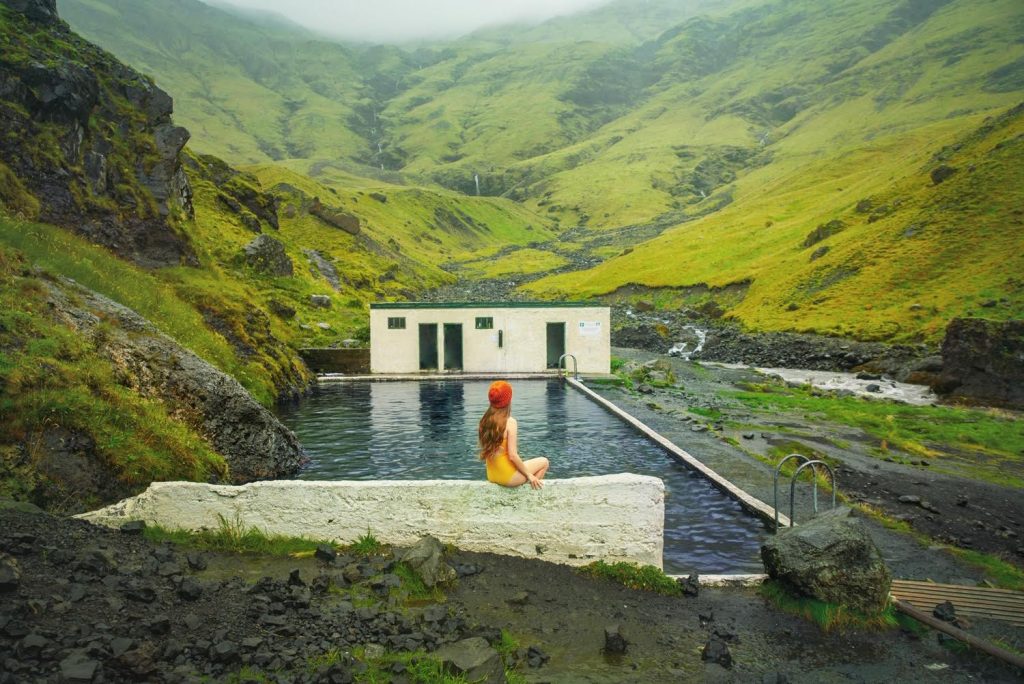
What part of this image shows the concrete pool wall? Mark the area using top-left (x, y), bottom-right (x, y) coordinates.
top-left (78, 474), bottom-right (666, 568)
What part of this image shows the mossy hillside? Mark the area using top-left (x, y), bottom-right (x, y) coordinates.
top-left (180, 161), bottom-right (554, 347)
top-left (0, 244), bottom-right (228, 511)
top-left (56, 0), bottom-right (372, 167)
top-left (249, 163), bottom-right (555, 264)
top-left (528, 102), bottom-right (1024, 342)
top-left (0, 4), bottom-right (198, 254)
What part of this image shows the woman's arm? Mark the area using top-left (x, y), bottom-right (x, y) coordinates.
top-left (506, 419), bottom-right (542, 489)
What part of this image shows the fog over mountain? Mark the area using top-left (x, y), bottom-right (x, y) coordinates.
top-left (206, 0), bottom-right (614, 42)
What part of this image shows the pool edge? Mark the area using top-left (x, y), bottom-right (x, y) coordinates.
top-left (566, 378), bottom-right (792, 528)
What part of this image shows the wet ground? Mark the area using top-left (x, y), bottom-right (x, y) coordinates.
top-left (3, 507), bottom-right (1021, 683)
top-left (600, 347), bottom-right (1024, 577)
top-left (449, 549), bottom-right (1023, 683)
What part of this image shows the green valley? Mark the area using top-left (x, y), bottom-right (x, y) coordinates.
top-left (55, 0), bottom-right (1024, 343)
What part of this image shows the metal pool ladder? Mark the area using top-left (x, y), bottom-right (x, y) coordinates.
top-left (557, 353), bottom-right (579, 381)
top-left (773, 454), bottom-right (837, 532)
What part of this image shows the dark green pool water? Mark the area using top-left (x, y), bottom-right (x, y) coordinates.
top-left (276, 379), bottom-right (766, 573)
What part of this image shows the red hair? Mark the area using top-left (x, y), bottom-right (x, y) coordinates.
top-left (479, 381), bottom-right (513, 460)
top-left (478, 405), bottom-right (510, 460)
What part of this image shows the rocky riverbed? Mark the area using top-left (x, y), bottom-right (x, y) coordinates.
top-left (2, 504), bottom-right (1022, 683)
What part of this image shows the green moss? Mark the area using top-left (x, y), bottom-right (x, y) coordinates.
top-left (760, 580), bottom-right (898, 631)
top-left (141, 514), bottom-right (331, 556)
top-left (577, 560), bottom-right (682, 595)
top-left (0, 245), bottom-right (228, 509)
top-left (0, 160), bottom-right (40, 219)
top-left (730, 383), bottom-right (1024, 487)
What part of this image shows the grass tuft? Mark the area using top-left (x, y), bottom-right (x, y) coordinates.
top-left (760, 580), bottom-right (898, 632)
top-left (577, 560), bottom-right (682, 595)
top-left (142, 514), bottom-right (332, 556)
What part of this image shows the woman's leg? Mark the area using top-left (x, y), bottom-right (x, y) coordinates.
top-left (502, 458), bottom-right (549, 487)
top-left (525, 457), bottom-right (549, 481)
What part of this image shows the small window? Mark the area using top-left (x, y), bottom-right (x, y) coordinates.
top-left (387, 317), bottom-right (406, 329)
top-left (475, 317), bottom-right (493, 330)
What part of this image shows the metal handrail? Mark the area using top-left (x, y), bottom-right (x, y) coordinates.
top-left (789, 460), bottom-right (836, 525)
top-left (773, 454), bottom-right (809, 531)
top-left (557, 353), bottom-right (579, 380)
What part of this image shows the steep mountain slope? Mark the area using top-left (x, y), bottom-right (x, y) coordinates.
top-left (0, 0), bottom-right (554, 510)
top-left (55, 0), bottom-right (1024, 345)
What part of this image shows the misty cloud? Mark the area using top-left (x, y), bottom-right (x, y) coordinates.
top-left (208, 0), bottom-right (614, 43)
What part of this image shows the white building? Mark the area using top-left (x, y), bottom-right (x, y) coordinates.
top-left (369, 302), bottom-right (610, 375)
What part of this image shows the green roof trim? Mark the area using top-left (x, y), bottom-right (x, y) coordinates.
top-left (370, 301), bottom-right (605, 310)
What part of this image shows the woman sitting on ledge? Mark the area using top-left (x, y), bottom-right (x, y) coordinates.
top-left (478, 380), bottom-right (549, 490)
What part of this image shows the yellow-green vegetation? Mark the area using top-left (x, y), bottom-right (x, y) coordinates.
top-left (58, 0), bottom-right (1024, 343)
top-left (760, 580), bottom-right (898, 631)
top-left (578, 560), bottom-right (682, 595)
top-left (180, 160), bottom-right (554, 349)
top-left (730, 383), bottom-right (1024, 488)
top-left (456, 248), bottom-right (567, 280)
top-left (142, 514), bottom-right (330, 556)
top-left (0, 245), bottom-right (227, 510)
top-left (346, 531), bottom-right (386, 557)
top-left (0, 213), bottom-right (296, 405)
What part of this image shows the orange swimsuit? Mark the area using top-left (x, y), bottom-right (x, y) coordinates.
top-left (485, 433), bottom-right (518, 486)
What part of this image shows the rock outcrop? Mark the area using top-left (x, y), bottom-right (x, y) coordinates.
top-left (44, 277), bottom-right (305, 482)
top-left (243, 235), bottom-right (293, 276)
top-left (0, 0), bottom-right (196, 267)
top-left (761, 507), bottom-right (891, 614)
top-left (933, 317), bottom-right (1024, 409)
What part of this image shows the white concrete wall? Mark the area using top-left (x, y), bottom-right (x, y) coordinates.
top-left (370, 306), bottom-right (610, 374)
top-left (78, 474), bottom-right (665, 568)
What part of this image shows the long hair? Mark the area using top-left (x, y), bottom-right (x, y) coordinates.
top-left (478, 405), bottom-right (510, 460)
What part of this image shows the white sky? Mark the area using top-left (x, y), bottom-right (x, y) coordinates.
top-left (210, 0), bottom-right (614, 43)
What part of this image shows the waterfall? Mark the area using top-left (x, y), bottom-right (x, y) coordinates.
top-left (474, 174), bottom-right (480, 196)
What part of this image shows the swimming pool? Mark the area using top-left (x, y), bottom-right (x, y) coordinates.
top-left (276, 379), bottom-right (767, 573)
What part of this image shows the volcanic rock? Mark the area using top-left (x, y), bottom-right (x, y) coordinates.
top-left (761, 507), bottom-right (891, 613)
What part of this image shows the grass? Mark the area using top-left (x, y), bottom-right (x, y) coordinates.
top-left (729, 383), bottom-right (1024, 488)
top-left (393, 562), bottom-right (447, 602)
top-left (760, 580), bottom-right (899, 631)
top-left (577, 560), bottom-right (682, 595)
top-left (347, 531), bottom-right (386, 556)
top-left (0, 246), bottom-right (228, 510)
top-left (142, 514), bottom-right (330, 556)
top-left (947, 548), bottom-right (1024, 592)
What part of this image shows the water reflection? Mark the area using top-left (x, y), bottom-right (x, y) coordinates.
top-left (277, 379), bottom-right (767, 573)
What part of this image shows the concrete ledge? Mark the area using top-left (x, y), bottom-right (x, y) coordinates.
top-left (78, 474), bottom-right (665, 568)
top-left (568, 378), bottom-right (790, 527)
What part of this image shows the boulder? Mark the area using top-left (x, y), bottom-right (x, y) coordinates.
top-left (934, 318), bottom-right (1024, 409)
top-left (45, 277), bottom-right (304, 483)
top-left (399, 536), bottom-right (456, 588)
top-left (433, 637), bottom-right (505, 684)
top-left (310, 294), bottom-right (332, 308)
top-left (309, 198), bottom-right (360, 235)
top-left (761, 507), bottom-right (890, 614)
top-left (243, 235), bottom-right (293, 277)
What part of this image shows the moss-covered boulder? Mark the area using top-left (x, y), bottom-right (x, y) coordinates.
top-left (761, 507), bottom-right (891, 614)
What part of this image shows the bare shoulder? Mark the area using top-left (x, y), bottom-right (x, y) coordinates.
top-left (507, 417), bottom-right (518, 431)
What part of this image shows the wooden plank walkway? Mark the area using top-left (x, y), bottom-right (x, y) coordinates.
top-left (890, 579), bottom-right (1024, 626)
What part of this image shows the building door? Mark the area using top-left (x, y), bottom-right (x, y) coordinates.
top-left (419, 323), bottom-right (438, 370)
top-left (546, 322), bottom-right (565, 369)
top-left (443, 323), bottom-right (463, 371)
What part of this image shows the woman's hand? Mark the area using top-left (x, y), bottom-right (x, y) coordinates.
top-left (527, 473), bottom-right (543, 490)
